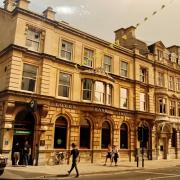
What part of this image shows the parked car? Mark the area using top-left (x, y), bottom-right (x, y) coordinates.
top-left (0, 154), bottom-right (7, 175)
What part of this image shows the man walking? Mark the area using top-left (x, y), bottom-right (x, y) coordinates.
top-left (68, 143), bottom-right (79, 178)
top-left (23, 141), bottom-right (31, 166)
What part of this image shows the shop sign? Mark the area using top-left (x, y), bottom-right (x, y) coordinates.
top-left (54, 103), bottom-right (77, 109)
top-left (14, 130), bottom-right (32, 135)
top-left (117, 111), bottom-right (132, 117)
top-left (94, 107), bottom-right (108, 113)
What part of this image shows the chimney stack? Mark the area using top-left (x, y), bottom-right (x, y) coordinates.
top-left (43, 7), bottom-right (56, 21)
top-left (3, 0), bottom-right (16, 11)
top-left (114, 26), bottom-right (136, 42)
top-left (16, 0), bottom-right (30, 10)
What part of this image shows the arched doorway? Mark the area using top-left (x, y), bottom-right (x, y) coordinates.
top-left (158, 124), bottom-right (171, 159)
top-left (101, 121), bottom-right (111, 149)
top-left (12, 110), bottom-right (35, 165)
top-left (80, 119), bottom-right (91, 149)
top-left (120, 123), bottom-right (128, 149)
top-left (54, 116), bottom-right (68, 149)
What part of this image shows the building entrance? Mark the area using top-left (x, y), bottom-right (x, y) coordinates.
top-left (12, 110), bottom-right (35, 165)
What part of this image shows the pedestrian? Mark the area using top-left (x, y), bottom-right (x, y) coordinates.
top-left (23, 141), bottom-right (31, 166)
top-left (13, 142), bottom-right (21, 165)
top-left (111, 145), bottom-right (119, 166)
top-left (104, 144), bottom-right (112, 166)
top-left (67, 143), bottom-right (79, 178)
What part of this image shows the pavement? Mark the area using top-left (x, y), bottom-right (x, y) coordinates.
top-left (2, 159), bottom-right (180, 179)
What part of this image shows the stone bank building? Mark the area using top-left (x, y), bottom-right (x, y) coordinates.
top-left (1, 0), bottom-right (180, 165)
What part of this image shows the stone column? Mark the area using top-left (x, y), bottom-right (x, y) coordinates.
top-left (176, 131), bottom-right (180, 159)
top-left (92, 119), bottom-right (101, 163)
top-left (167, 137), bottom-right (171, 159)
top-left (151, 126), bottom-right (157, 160)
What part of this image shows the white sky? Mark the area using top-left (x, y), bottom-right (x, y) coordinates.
top-left (0, 0), bottom-right (179, 47)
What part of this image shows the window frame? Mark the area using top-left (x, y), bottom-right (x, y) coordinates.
top-left (80, 119), bottom-right (91, 149)
top-left (21, 63), bottom-right (38, 93)
top-left (83, 48), bottom-right (94, 68)
top-left (106, 84), bottom-right (113, 105)
top-left (120, 88), bottom-right (128, 109)
top-left (60, 40), bottom-right (73, 61)
top-left (94, 81), bottom-right (105, 104)
top-left (169, 76), bottom-right (175, 90)
top-left (169, 100), bottom-right (176, 116)
top-left (101, 121), bottom-right (111, 149)
top-left (103, 55), bottom-right (112, 73)
top-left (120, 123), bottom-right (128, 149)
top-left (140, 92), bottom-right (147, 111)
top-left (157, 72), bottom-right (164, 87)
top-left (158, 97), bottom-right (167, 114)
top-left (176, 78), bottom-right (180, 92)
top-left (25, 28), bottom-right (41, 52)
top-left (54, 116), bottom-right (68, 149)
top-left (82, 79), bottom-right (93, 102)
top-left (120, 61), bottom-right (128, 77)
top-left (140, 67), bottom-right (148, 83)
top-left (58, 72), bottom-right (72, 99)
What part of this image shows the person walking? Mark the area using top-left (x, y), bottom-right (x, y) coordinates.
top-left (112, 145), bottom-right (119, 166)
top-left (104, 144), bottom-right (112, 166)
top-left (23, 141), bottom-right (31, 166)
top-left (13, 142), bottom-right (21, 165)
top-left (68, 143), bottom-right (79, 178)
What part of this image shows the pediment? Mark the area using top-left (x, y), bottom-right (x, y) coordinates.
top-left (81, 67), bottom-right (115, 82)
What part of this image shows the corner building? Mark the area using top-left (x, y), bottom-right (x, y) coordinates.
top-left (0, 0), bottom-right (180, 165)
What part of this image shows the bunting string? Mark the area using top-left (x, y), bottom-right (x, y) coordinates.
top-left (135, 0), bottom-right (175, 28)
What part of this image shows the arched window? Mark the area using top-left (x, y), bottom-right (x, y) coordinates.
top-left (54, 116), bottom-right (67, 149)
top-left (80, 119), bottom-right (90, 149)
top-left (120, 123), bottom-right (128, 149)
top-left (172, 128), bottom-right (176, 147)
top-left (101, 121), bottom-right (111, 148)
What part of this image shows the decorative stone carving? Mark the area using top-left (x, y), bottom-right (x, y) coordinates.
top-left (40, 105), bottom-right (49, 118)
top-left (5, 102), bottom-right (15, 115)
top-left (81, 67), bottom-right (115, 82)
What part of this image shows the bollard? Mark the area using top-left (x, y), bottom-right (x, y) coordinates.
top-left (137, 156), bottom-right (139, 167)
top-left (142, 158), bottom-right (144, 167)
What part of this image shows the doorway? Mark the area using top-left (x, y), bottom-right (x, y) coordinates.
top-left (12, 110), bottom-right (35, 165)
top-left (159, 137), bottom-right (167, 159)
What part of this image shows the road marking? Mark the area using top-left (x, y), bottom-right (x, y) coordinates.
top-left (134, 170), bottom-right (180, 180)
top-left (41, 171), bottom-right (131, 179)
top-left (135, 171), bottom-right (178, 176)
top-left (145, 175), bottom-right (180, 180)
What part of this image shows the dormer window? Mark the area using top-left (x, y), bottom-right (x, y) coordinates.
top-left (157, 50), bottom-right (163, 61)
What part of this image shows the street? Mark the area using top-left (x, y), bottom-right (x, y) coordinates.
top-left (2, 166), bottom-right (180, 180)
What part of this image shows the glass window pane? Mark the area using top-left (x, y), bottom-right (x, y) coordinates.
top-left (21, 64), bottom-right (37, 92)
top-left (54, 116), bottom-right (67, 149)
top-left (101, 121), bottom-right (110, 149)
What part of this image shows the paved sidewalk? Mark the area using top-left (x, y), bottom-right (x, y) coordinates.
top-left (2, 159), bottom-right (180, 179)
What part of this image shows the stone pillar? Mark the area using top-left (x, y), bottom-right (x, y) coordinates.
top-left (151, 126), bottom-right (157, 160)
top-left (92, 119), bottom-right (101, 163)
top-left (176, 131), bottom-right (180, 159)
top-left (167, 138), bottom-right (171, 159)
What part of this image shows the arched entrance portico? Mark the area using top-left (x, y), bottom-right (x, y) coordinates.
top-left (157, 123), bottom-right (171, 159)
top-left (12, 110), bottom-right (36, 165)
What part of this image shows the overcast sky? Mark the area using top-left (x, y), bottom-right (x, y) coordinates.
top-left (0, 0), bottom-right (179, 47)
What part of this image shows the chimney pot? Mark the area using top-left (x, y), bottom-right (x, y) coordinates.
top-left (3, 0), bottom-right (16, 11)
top-left (16, 0), bottom-right (30, 10)
top-left (43, 7), bottom-right (56, 20)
